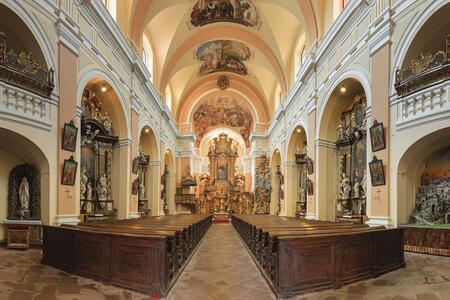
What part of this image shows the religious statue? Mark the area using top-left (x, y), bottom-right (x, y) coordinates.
top-left (19, 177), bottom-right (30, 210)
top-left (96, 174), bottom-right (108, 202)
top-left (161, 165), bottom-right (169, 214)
top-left (86, 182), bottom-right (92, 201)
top-left (139, 181), bottom-right (145, 200)
top-left (340, 173), bottom-right (351, 200)
top-left (361, 171), bottom-right (367, 196)
top-left (353, 178), bottom-right (360, 198)
top-left (337, 119), bottom-right (346, 141)
top-left (299, 187), bottom-right (306, 204)
top-left (80, 168), bottom-right (88, 200)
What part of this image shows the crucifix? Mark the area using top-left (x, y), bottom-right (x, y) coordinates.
top-left (65, 188), bottom-right (72, 201)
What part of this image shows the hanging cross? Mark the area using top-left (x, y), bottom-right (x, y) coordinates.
top-left (65, 188), bottom-right (72, 200)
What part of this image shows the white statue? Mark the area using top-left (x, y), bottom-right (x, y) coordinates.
top-left (80, 168), bottom-right (88, 200)
top-left (299, 186), bottom-right (306, 203)
top-left (86, 182), bottom-right (92, 201)
top-left (340, 173), bottom-right (351, 200)
top-left (361, 171), bottom-right (367, 196)
top-left (353, 178), bottom-right (360, 198)
top-left (19, 177), bottom-right (30, 210)
top-left (139, 181), bottom-right (145, 199)
top-left (337, 119), bottom-right (345, 141)
top-left (96, 174), bottom-right (108, 201)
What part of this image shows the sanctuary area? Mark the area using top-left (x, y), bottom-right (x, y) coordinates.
top-left (0, 0), bottom-right (449, 299)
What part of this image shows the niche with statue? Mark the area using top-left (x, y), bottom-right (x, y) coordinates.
top-left (79, 88), bottom-right (118, 218)
top-left (7, 164), bottom-right (40, 220)
top-left (335, 95), bottom-right (367, 221)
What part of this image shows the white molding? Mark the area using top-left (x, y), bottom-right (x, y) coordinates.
top-left (366, 216), bottom-right (392, 228)
top-left (367, 8), bottom-right (394, 56)
top-left (55, 15), bottom-right (81, 56)
top-left (54, 215), bottom-right (80, 225)
top-left (306, 213), bottom-right (316, 220)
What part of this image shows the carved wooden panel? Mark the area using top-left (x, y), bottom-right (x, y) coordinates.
top-left (340, 235), bottom-right (372, 280)
top-left (42, 226), bottom-right (73, 271)
top-left (73, 232), bottom-right (110, 281)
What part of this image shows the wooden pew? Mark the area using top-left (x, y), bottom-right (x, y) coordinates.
top-left (42, 214), bottom-right (212, 297)
top-left (231, 214), bottom-right (404, 298)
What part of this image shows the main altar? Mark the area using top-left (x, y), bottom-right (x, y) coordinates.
top-left (197, 133), bottom-right (253, 218)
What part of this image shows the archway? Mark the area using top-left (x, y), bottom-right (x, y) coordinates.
top-left (139, 125), bottom-right (159, 216)
top-left (270, 149), bottom-right (281, 215)
top-left (79, 79), bottom-right (129, 220)
top-left (397, 127), bottom-right (450, 225)
top-left (162, 148), bottom-right (176, 215)
top-left (317, 78), bottom-right (368, 221)
top-left (0, 128), bottom-right (50, 244)
top-left (286, 125), bottom-right (308, 217)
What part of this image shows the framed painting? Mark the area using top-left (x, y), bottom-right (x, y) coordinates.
top-left (306, 157), bottom-right (314, 174)
top-left (217, 164), bottom-right (228, 181)
top-left (369, 121), bottom-right (386, 152)
top-left (307, 178), bottom-right (314, 195)
top-left (62, 121), bottom-right (78, 152)
top-left (61, 156), bottom-right (78, 186)
top-left (369, 156), bottom-right (385, 186)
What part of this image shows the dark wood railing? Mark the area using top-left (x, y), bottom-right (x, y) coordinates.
top-left (0, 32), bottom-right (54, 98)
top-left (395, 34), bottom-right (450, 97)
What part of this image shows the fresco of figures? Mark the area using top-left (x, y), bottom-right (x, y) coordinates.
top-left (191, 0), bottom-right (259, 27)
top-left (193, 97), bottom-right (253, 147)
top-left (196, 40), bottom-right (251, 76)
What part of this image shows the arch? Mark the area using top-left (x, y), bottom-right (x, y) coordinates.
top-left (77, 67), bottom-right (131, 140)
top-left (390, 0), bottom-right (450, 95)
top-left (316, 67), bottom-right (372, 138)
top-left (163, 148), bottom-right (176, 173)
top-left (159, 26), bottom-right (287, 95)
top-left (286, 122), bottom-right (309, 162)
top-left (0, 0), bottom-right (58, 94)
top-left (176, 74), bottom-right (270, 125)
top-left (139, 120), bottom-right (160, 158)
top-left (396, 127), bottom-right (450, 225)
top-left (297, 0), bottom-right (319, 47)
top-left (0, 128), bottom-right (51, 239)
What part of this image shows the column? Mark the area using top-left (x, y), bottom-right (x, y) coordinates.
top-left (55, 21), bottom-right (80, 225)
top-left (128, 108), bottom-right (140, 218)
top-left (307, 100), bottom-right (317, 219)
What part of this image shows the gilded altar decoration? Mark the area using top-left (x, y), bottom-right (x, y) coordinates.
top-left (191, 0), bottom-right (259, 28)
top-left (335, 95), bottom-right (367, 220)
top-left (7, 164), bottom-right (40, 220)
top-left (196, 133), bottom-right (253, 214)
top-left (253, 154), bottom-right (271, 214)
top-left (193, 96), bottom-right (253, 147)
top-left (80, 88), bottom-right (118, 218)
top-left (196, 40), bottom-right (251, 76)
top-left (395, 34), bottom-right (450, 96)
top-left (0, 32), bottom-right (54, 97)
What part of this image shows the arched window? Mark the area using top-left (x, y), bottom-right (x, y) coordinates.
top-left (274, 84), bottom-right (282, 111)
top-left (165, 85), bottom-right (172, 112)
top-left (294, 32), bottom-right (307, 80)
top-left (142, 33), bottom-right (154, 82)
top-left (101, 0), bottom-right (116, 21)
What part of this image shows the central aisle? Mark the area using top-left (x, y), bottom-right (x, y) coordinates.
top-left (168, 224), bottom-right (275, 300)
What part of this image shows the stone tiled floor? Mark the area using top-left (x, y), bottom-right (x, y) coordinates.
top-left (0, 224), bottom-right (449, 300)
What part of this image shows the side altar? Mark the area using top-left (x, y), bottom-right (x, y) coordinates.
top-left (197, 133), bottom-right (254, 220)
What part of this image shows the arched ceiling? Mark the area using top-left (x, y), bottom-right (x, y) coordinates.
top-left (123, 0), bottom-right (331, 137)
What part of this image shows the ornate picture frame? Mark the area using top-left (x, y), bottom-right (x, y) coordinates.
top-left (369, 121), bottom-right (386, 152)
top-left (306, 157), bottom-right (314, 174)
top-left (307, 178), bottom-right (314, 195)
top-left (369, 156), bottom-right (385, 186)
top-left (62, 120), bottom-right (78, 152)
top-left (61, 156), bottom-right (78, 186)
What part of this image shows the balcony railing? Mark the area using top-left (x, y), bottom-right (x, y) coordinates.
top-left (0, 32), bottom-right (54, 98)
top-left (395, 34), bottom-right (450, 97)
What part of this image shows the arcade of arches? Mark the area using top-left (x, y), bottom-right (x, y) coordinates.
top-left (0, 0), bottom-right (449, 299)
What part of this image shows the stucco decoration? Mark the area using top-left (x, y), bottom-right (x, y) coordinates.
top-left (191, 0), bottom-right (259, 28)
top-left (196, 40), bottom-right (251, 76)
top-left (193, 97), bottom-right (253, 147)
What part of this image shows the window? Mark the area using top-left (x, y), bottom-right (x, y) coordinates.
top-left (143, 33), bottom-right (154, 82)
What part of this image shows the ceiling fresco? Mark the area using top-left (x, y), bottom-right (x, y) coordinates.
top-left (193, 96), bottom-right (253, 148)
top-left (196, 40), bottom-right (251, 76)
top-left (191, 0), bottom-right (259, 28)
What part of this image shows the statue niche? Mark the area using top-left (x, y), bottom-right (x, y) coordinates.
top-left (196, 133), bottom-right (254, 214)
top-left (7, 164), bottom-right (40, 220)
top-left (335, 95), bottom-right (367, 222)
top-left (80, 89), bottom-right (118, 219)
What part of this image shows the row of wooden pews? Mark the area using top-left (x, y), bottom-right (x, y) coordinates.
top-left (42, 214), bottom-right (212, 297)
top-left (231, 214), bottom-right (405, 298)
